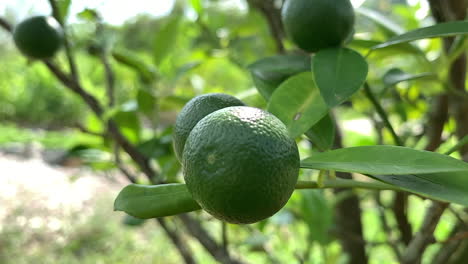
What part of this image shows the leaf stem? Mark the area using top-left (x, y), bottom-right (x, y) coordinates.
top-left (363, 82), bottom-right (404, 146)
top-left (295, 179), bottom-right (402, 191)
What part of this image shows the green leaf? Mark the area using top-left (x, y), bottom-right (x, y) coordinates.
top-left (77, 8), bottom-right (100, 22)
top-left (123, 214), bottom-right (146, 227)
top-left (137, 89), bottom-right (157, 118)
top-left (114, 184), bottom-right (201, 219)
top-left (248, 54), bottom-right (311, 100)
top-left (371, 172), bottom-right (468, 206)
top-left (137, 137), bottom-right (171, 159)
top-left (113, 104), bottom-right (141, 143)
top-left (305, 114), bottom-right (335, 151)
top-left (313, 47), bottom-right (368, 108)
top-left (112, 50), bottom-right (157, 83)
top-left (153, 16), bottom-right (181, 66)
top-left (373, 21), bottom-right (468, 50)
top-left (301, 146), bottom-right (468, 175)
top-left (267, 72), bottom-right (328, 138)
top-left (383, 68), bottom-right (434, 88)
top-left (54, 0), bottom-right (71, 23)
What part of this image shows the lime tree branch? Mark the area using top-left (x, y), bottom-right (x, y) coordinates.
top-left (0, 17), bottom-right (12, 32)
top-left (363, 82), bottom-right (403, 146)
top-left (295, 179), bottom-right (402, 191)
top-left (47, 0), bottom-right (79, 81)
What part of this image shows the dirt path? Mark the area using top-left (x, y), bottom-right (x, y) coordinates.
top-left (0, 153), bottom-right (125, 227)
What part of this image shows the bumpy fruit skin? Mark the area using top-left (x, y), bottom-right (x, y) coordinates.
top-left (281, 0), bottom-right (355, 53)
top-left (13, 16), bottom-right (63, 59)
top-left (183, 106), bottom-right (300, 224)
top-left (173, 93), bottom-right (245, 162)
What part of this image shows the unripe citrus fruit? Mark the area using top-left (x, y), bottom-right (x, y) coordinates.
top-left (183, 106), bottom-right (300, 224)
top-left (13, 16), bottom-right (63, 59)
top-left (281, 0), bottom-right (355, 53)
top-left (173, 93), bottom-right (245, 162)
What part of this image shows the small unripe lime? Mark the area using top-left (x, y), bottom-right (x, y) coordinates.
top-left (183, 106), bottom-right (300, 224)
top-left (281, 0), bottom-right (355, 53)
top-left (13, 16), bottom-right (63, 59)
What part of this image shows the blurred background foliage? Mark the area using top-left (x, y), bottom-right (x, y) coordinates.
top-left (0, 0), bottom-right (466, 263)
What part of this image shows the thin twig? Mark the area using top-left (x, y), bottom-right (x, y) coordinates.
top-left (179, 214), bottom-right (245, 264)
top-left (158, 218), bottom-right (198, 264)
top-left (363, 82), bottom-right (403, 146)
top-left (247, 0), bottom-right (285, 53)
top-left (363, 82), bottom-right (411, 247)
top-left (0, 17), bottom-right (13, 33)
top-left (424, 95), bottom-right (449, 151)
top-left (401, 202), bottom-right (449, 264)
top-left (222, 221), bottom-right (229, 254)
top-left (100, 53), bottom-right (116, 107)
top-left (374, 192), bottom-right (402, 260)
top-left (74, 123), bottom-right (104, 137)
top-left (295, 179), bottom-right (403, 191)
top-left (48, 0), bottom-right (79, 81)
top-left (114, 145), bottom-right (137, 183)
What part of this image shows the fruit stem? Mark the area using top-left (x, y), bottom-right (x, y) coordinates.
top-left (295, 179), bottom-right (402, 191)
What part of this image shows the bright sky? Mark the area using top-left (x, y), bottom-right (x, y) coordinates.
top-left (1, 0), bottom-right (175, 25)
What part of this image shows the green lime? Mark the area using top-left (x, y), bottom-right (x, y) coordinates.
top-left (13, 16), bottom-right (63, 59)
top-left (183, 106), bottom-right (299, 224)
top-left (281, 0), bottom-right (355, 53)
top-left (173, 93), bottom-right (245, 162)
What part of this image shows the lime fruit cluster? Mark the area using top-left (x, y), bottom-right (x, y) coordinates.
top-left (281, 0), bottom-right (355, 53)
top-left (174, 94), bottom-right (300, 224)
top-left (13, 16), bottom-right (63, 59)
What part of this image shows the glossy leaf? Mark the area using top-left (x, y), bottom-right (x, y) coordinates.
top-left (154, 16), bottom-right (181, 66)
top-left (267, 72), bottom-right (328, 138)
top-left (114, 184), bottom-right (201, 219)
top-left (77, 8), bottom-right (100, 22)
top-left (54, 0), bottom-right (71, 23)
top-left (112, 104), bottom-right (141, 143)
top-left (137, 137), bottom-right (171, 159)
top-left (112, 50), bottom-right (157, 83)
top-left (301, 145), bottom-right (468, 175)
top-left (137, 89), bottom-right (157, 118)
top-left (373, 21), bottom-right (468, 50)
top-left (305, 114), bottom-right (335, 151)
top-left (123, 214), bottom-right (146, 227)
top-left (371, 171), bottom-right (468, 206)
top-left (248, 54), bottom-right (311, 100)
top-left (383, 68), bottom-right (434, 88)
top-left (313, 47), bottom-right (368, 108)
